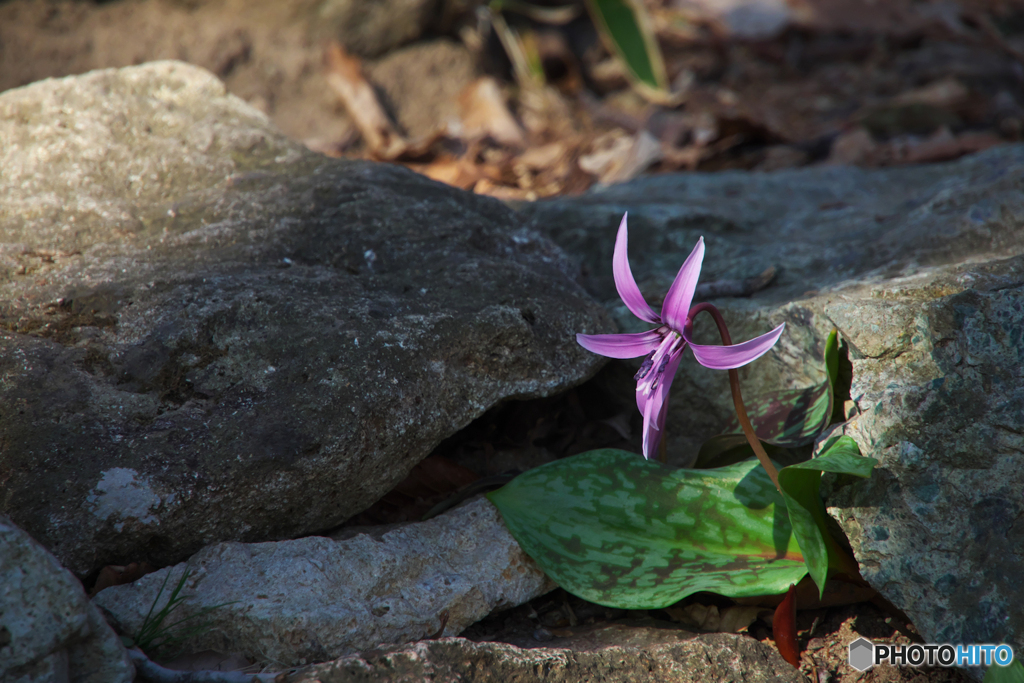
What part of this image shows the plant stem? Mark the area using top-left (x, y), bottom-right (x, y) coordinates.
top-left (689, 303), bottom-right (781, 492)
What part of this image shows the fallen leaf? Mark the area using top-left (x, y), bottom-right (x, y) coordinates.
top-left (409, 158), bottom-right (496, 190)
top-left (893, 127), bottom-right (1003, 165)
top-left (515, 141), bottom-right (568, 171)
top-left (458, 77), bottom-right (526, 148)
top-left (826, 127), bottom-right (878, 166)
top-left (664, 603), bottom-right (765, 632)
top-left (890, 77), bottom-right (970, 109)
top-left (324, 42), bottom-right (408, 159)
top-left (474, 178), bottom-right (535, 201)
top-left (90, 561), bottom-right (156, 596)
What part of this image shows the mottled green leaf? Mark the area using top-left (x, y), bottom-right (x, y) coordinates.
top-left (777, 435), bottom-right (877, 596)
top-left (720, 329), bottom-right (840, 448)
top-left (487, 449), bottom-right (807, 609)
top-left (585, 0), bottom-right (670, 101)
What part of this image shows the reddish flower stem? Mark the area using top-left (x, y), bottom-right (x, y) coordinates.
top-left (689, 303), bottom-right (781, 492)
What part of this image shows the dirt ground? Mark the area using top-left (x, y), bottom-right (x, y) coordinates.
top-left (4, 0), bottom-right (1020, 678)
top-left (2, 0), bottom-right (1022, 199)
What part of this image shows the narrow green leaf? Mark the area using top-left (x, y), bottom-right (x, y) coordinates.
top-left (584, 0), bottom-right (670, 101)
top-left (824, 328), bottom-right (840, 394)
top-left (494, 0), bottom-right (583, 25)
top-left (777, 435), bottom-right (877, 596)
top-left (488, 449), bottom-right (807, 609)
top-left (985, 659), bottom-right (1024, 683)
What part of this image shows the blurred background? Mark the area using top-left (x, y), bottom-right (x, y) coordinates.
top-left (1, 0), bottom-right (1022, 198)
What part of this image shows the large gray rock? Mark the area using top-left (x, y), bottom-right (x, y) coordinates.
top-left (521, 145), bottom-right (1024, 679)
top-left (282, 627), bottom-right (805, 683)
top-left (0, 516), bottom-right (133, 683)
top-left (94, 498), bottom-right (554, 667)
top-left (824, 261), bottom-right (1024, 682)
top-left (0, 61), bottom-right (610, 578)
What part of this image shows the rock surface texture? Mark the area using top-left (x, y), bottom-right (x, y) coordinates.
top-left (282, 628), bottom-right (805, 683)
top-left (94, 498), bottom-right (554, 667)
top-left (524, 144), bottom-right (1024, 680)
top-left (0, 516), bottom-right (133, 683)
top-left (0, 61), bottom-right (610, 577)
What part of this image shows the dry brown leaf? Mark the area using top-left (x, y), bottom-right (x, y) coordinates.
top-left (826, 126), bottom-right (878, 166)
top-left (664, 603), bottom-right (765, 632)
top-left (458, 77), bottom-right (526, 148)
top-left (578, 131), bottom-right (633, 176)
top-left (893, 127), bottom-right (1003, 165)
top-left (580, 129), bottom-right (665, 184)
top-left (515, 141), bottom-right (568, 171)
top-left (890, 77), bottom-right (970, 110)
top-left (90, 561), bottom-right (156, 596)
top-left (474, 178), bottom-right (535, 201)
top-left (324, 42), bottom-right (408, 160)
top-left (411, 158), bottom-right (484, 190)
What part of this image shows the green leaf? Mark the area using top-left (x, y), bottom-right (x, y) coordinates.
top-left (487, 449), bottom-right (807, 609)
top-left (985, 659), bottom-right (1024, 683)
top-left (719, 329), bottom-right (840, 448)
top-left (584, 0), bottom-right (670, 102)
top-left (777, 435), bottom-right (877, 596)
top-left (824, 328), bottom-right (840, 392)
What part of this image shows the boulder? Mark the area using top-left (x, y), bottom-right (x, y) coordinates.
top-left (0, 61), bottom-right (610, 577)
top-left (522, 144), bottom-right (1024, 679)
top-left (282, 627), bottom-right (805, 683)
top-left (94, 498), bottom-right (554, 667)
top-left (0, 516), bottom-right (133, 683)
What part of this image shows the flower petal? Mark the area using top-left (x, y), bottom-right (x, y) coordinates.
top-left (661, 237), bottom-right (705, 329)
top-left (577, 330), bottom-right (662, 359)
top-left (639, 351), bottom-right (683, 459)
top-left (686, 322), bottom-right (786, 370)
top-left (612, 213), bottom-right (660, 324)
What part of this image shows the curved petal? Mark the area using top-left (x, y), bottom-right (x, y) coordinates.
top-left (612, 213), bottom-right (660, 324)
top-left (639, 351), bottom-right (683, 459)
top-left (686, 322), bottom-right (786, 370)
top-left (577, 330), bottom-right (662, 359)
top-left (661, 237), bottom-right (705, 329)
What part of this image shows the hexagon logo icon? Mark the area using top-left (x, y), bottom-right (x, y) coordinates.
top-left (849, 637), bottom-right (875, 671)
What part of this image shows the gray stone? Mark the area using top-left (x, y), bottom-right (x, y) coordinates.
top-left (823, 262), bottom-right (1024, 682)
top-left (282, 626), bottom-right (805, 683)
top-left (0, 62), bottom-right (611, 577)
top-left (94, 498), bottom-right (554, 668)
top-left (521, 145), bottom-right (1024, 679)
top-left (0, 516), bottom-right (133, 683)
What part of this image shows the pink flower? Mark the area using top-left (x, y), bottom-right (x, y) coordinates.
top-left (577, 214), bottom-right (785, 459)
